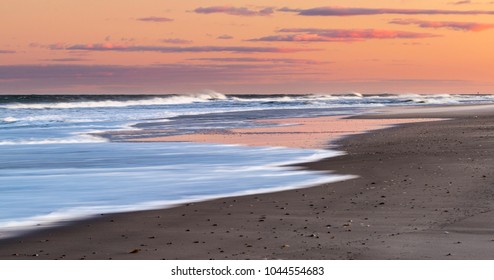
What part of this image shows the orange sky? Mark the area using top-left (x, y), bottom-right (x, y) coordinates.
top-left (1, 0), bottom-right (494, 94)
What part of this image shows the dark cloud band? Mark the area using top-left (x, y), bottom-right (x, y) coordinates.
top-left (280, 6), bottom-right (494, 16)
top-left (250, 29), bottom-right (439, 42)
top-left (50, 44), bottom-right (318, 53)
top-left (389, 19), bottom-right (494, 31)
top-left (194, 6), bottom-right (274, 16)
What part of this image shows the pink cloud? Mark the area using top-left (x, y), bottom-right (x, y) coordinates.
top-left (137, 16), bottom-right (173, 22)
top-left (49, 43), bottom-right (318, 53)
top-left (279, 6), bottom-right (494, 16)
top-left (250, 29), bottom-right (439, 42)
top-left (161, 38), bottom-right (193, 44)
top-left (194, 6), bottom-right (274, 16)
top-left (389, 19), bottom-right (494, 31)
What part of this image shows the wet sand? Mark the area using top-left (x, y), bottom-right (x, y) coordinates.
top-left (130, 116), bottom-right (431, 149)
top-left (131, 116), bottom-right (436, 149)
top-left (1, 104), bottom-right (494, 259)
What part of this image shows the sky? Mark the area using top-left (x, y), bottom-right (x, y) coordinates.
top-left (1, 0), bottom-right (494, 94)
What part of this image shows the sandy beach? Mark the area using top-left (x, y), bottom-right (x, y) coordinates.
top-left (1, 104), bottom-right (494, 259)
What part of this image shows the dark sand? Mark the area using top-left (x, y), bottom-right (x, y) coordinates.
top-left (1, 105), bottom-right (494, 259)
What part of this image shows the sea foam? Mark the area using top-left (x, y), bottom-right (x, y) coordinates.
top-left (0, 142), bottom-right (354, 238)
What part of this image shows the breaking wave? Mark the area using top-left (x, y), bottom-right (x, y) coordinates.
top-left (2, 92), bottom-right (494, 110)
top-left (1, 117), bottom-right (18, 123)
top-left (0, 92), bottom-right (228, 109)
top-left (0, 135), bottom-right (106, 145)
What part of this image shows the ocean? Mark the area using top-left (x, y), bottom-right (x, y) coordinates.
top-left (1, 93), bottom-right (492, 238)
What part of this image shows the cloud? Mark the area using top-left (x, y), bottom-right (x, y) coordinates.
top-left (250, 29), bottom-right (439, 42)
top-left (194, 6), bottom-right (274, 16)
top-left (49, 43), bottom-right (318, 53)
top-left (137, 16), bottom-right (173, 22)
top-left (43, 58), bottom-right (90, 62)
top-left (217, 35), bottom-right (234, 40)
top-left (279, 6), bottom-right (494, 16)
top-left (389, 19), bottom-right (494, 31)
top-left (251, 34), bottom-right (354, 42)
top-left (450, 0), bottom-right (472, 4)
top-left (277, 7), bottom-right (301, 13)
top-left (161, 38), bottom-right (193, 44)
top-left (0, 50), bottom-right (15, 54)
top-left (188, 57), bottom-right (326, 64)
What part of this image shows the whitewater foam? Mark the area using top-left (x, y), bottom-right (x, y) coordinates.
top-left (2, 93), bottom-right (492, 111)
top-left (0, 173), bottom-right (357, 239)
top-left (1, 93), bottom-right (229, 109)
top-left (0, 135), bottom-right (106, 145)
top-left (0, 141), bottom-right (356, 239)
top-left (1, 117), bottom-right (18, 123)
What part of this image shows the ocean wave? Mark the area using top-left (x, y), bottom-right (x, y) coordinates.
top-left (232, 96), bottom-right (296, 102)
top-left (9, 115), bottom-right (70, 122)
top-left (2, 93), bottom-right (493, 110)
top-left (331, 92), bottom-right (364, 98)
top-left (1, 92), bottom-right (228, 109)
top-left (231, 93), bottom-right (373, 103)
top-left (0, 135), bottom-right (106, 145)
top-left (1, 117), bottom-right (18, 123)
top-left (401, 94), bottom-right (461, 104)
top-left (231, 94), bottom-right (340, 103)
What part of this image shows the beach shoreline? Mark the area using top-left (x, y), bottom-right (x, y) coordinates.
top-left (1, 104), bottom-right (494, 259)
top-left (128, 115), bottom-right (440, 149)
